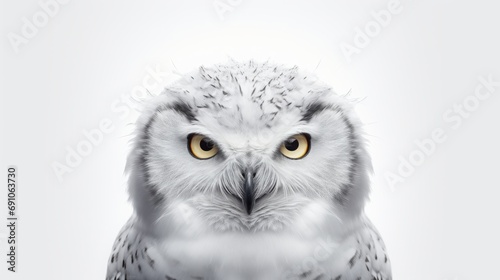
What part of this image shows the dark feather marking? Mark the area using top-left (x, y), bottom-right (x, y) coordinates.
top-left (238, 82), bottom-right (243, 95)
top-left (300, 102), bottom-right (330, 122)
top-left (168, 102), bottom-right (197, 122)
top-left (349, 250), bottom-right (359, 268)
top-left (299, 270), bottom-right (312, 278)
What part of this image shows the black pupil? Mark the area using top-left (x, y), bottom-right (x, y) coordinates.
top-left (200, 138), bottom-right (214, 151)
top-left (284, 138), bottom-right (299, 151)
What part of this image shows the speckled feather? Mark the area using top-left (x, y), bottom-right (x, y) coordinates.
top-left (106, 217), bottom-right (391, 280)
top-left (106, 61), bottom-right (391, 280)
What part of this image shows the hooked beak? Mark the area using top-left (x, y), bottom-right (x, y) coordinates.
top-left (243, 170), bottom-right (255, 215)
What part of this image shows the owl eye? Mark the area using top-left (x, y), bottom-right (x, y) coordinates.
top-left (280, 134), bottom-right (310, 159)
top-left (188, 134), bottom-right (219, 159)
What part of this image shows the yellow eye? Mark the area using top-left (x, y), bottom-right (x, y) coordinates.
top-left (188, 134), bottom-right (219, 159)
top-left (280, 134), bottom-right (310, 159)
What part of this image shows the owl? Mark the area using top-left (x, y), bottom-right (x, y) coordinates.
top-left (106, 61), bottom-right (391, 280)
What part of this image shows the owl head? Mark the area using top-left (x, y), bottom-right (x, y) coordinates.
top-left (127, 61), bottom-right (371, 233)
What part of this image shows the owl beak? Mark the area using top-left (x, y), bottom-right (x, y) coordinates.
top-left (243, 170), bottom-right (255, 215)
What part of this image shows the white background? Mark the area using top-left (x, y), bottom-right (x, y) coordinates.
top-left (1, 0), bottom-right (500, 279)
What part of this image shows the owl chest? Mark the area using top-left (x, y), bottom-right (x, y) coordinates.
top-left (157, 232), bottom-right (345, 280)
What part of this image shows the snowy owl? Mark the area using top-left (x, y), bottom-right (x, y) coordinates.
top-left (106, 61), bottom-right (391, 280)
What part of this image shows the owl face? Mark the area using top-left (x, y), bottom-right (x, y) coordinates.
top-left (128, 62), bottom-right (371, 232)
